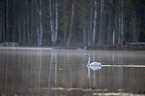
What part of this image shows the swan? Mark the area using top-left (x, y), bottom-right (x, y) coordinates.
top-left (86, 54), bottom-right (101, 67)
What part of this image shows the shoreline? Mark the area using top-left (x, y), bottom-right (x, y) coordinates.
top-left (0, 44), bottom-right (145, 51)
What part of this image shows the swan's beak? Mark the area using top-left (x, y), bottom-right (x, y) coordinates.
top-left (86, 54), bottom-right (89, 57)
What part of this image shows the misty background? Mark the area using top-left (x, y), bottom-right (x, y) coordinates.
top-left (0, 0), bottom-right (145, 48)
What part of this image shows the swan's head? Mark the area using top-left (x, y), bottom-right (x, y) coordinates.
top-left (86, 54), bottom-right (90, 57)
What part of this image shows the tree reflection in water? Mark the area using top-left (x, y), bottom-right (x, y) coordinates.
top-left (0, 49), bottom-right (145, 96)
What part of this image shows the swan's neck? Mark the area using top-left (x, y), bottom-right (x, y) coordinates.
top-left (87, 57), bottom-right (90, 65)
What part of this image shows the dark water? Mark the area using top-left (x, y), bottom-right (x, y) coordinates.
top-left (0, 48), bottom-right (145, 96)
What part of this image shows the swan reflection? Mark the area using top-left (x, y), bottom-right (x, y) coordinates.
top-left (87, 64), bottom-right (102, 79)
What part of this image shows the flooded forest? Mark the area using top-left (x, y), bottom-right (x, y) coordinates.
top-left (0, 0), bottom-right (145, 48)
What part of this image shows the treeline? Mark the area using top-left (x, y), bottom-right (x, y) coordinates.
top-left (0, 0), bottom-right (145, 47)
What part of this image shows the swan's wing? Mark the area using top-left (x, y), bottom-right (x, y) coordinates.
top-left (90, 62), bottom-right (101, 66)
top-left (89, 66), bottom-right (101, 71)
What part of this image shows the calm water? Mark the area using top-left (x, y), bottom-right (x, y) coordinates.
top-left (0, 48), bottom-right (145, 96)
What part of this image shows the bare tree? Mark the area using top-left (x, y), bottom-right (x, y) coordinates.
top-left (92, 0), bottom-right (97, 44)
top-left (39, 0), bottom-right (43, 45)
top-left (88, 0), bottom-right (93, 46)
top-left (54, 0), bottom-right (58, 44)
top-left (49, 0), bottom-right (54, 44)
top-left (98, 0), bottom-right (105, 44)
top-left (67, 0), bottom-right (76, 47)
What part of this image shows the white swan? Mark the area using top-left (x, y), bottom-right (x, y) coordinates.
top-left (86, 54), bottom-right (101, 67)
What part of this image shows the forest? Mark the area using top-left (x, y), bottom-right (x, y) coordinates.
top-left (0, 0), bottom-right (145, 48)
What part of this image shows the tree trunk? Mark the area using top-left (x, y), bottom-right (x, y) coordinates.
top-left (132, 18), bottom-right (137, 42)
top-left (23, 16), bottom-right (26, 43)
top-left (92, 0), bottom-right (97, 44)
top-left (67, 0), bottom-right (75, 47)
top-left (2, 0), bottom-right (6, 42)
top-left (83, 26), bottom-right (86, 47)
top-left (39, 0), bottom-right (43, 45)
top-left (6, 0), bottom-right (9, 42)
top-left (18, 22), bottom-right (21, 43)
top-left (63, 0), bottom-right (68, 45)
top-left (113, 28), bottom-right (115, 45)
top-left (54, 0), bottom-right (58, 44)
top-left (31, 0), bottom-right (34, 43)
top-left (118, 0), bottom-right (124, 44)
top-left (12, 25), bottom-right (15, 42)
top-left (118, 12), bottom-right (121, 44)
top-left (88, 0), bottom-right (93, 46)
top-left (107, 12), bottom-right (113, 45)
top-left (111, 0), bottom-right (118, 45)
top-left (34, 0), bottom-right (40, 45)
top-left (121, 0), bottom-right (124, 44)
top-left (98, 0), bottom-right (105, 44)
top-left (137, 16), bottom-right (141, 42)
top-left (132, 12), bottom-right (137, 42)
top-left (114, 0), bottom-right (118, 44)
top-left (26, 0), bottom-right (30, 43)
top-left (49, 0), bottom-right (54, 44)
top-left (0, 1), bottom-right (3, 42)
top-left (0, 15), bottom-right (2, 42)
top-left (9, 0), bottom-right (14, 42)
top-left (37, 27), bottom-right (40, 45)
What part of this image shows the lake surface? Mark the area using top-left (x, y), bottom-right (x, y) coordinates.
top-left (0, 47), bottom-right (145, 96)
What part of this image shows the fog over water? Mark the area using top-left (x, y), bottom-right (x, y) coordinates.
top-left (0, 48), bottom-right (145, 96)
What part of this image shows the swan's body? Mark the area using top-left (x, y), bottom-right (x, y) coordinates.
top-left (86, 54), bottom-right (101, 67)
